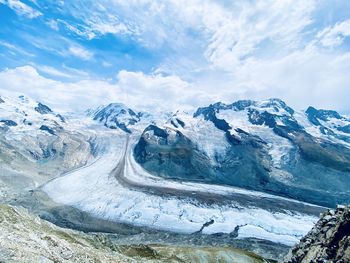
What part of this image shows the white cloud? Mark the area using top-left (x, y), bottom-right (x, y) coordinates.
top-left (204, 0), bottom-right (316, 69)
top-left (116, 70), bottom-right (205, 112)
top-left (317, 19), bottom-right (350, 47)
top-left (2, 49), bottom-right (350, 115)
top-left (32, 64), bottom-right (76, 79)
top-left (68, 46), bottom-right (93, 60)
top-left (0, 40), bottom-right (35, 57)
top-left (0, 66), bottom-right (204, 112)
top-left (55, 19), bottom-right (96, 40)
top-left (53, 5), bottom-right (134, 40)
top-left (194, 46), bottom-right (350, 112)
top-left (0, 0), bottom-right (42, 19)
top-left (46, 19), bottom-right (59, 31)
top-left (20, 33), bottom-right (94, 62)
top-left (0, 66), bottom-right (118, 112)
top-left (55, 0), bottom-right (315, 58)
top-left (102, 61), bottom-right (113, 67)
top-left (90, 19), bottom-right (129, 36)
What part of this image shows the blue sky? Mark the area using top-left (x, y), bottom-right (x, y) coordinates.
top-left (0, 0), bottom-right (350, 113)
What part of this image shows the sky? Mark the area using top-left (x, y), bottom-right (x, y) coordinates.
top-left (0, 0), bottom-right (350, 113)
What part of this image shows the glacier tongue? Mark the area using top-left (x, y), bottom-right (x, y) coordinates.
top-left (42, 127), bottom-right (321, 246)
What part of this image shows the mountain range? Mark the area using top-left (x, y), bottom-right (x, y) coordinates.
top-left (1, 94), bottom-right (350, 261)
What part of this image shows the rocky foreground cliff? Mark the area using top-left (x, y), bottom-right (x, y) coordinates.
top-left (283, 205), bottom-right (350, 262)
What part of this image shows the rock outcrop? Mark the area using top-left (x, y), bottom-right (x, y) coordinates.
top-left (283, 205), bottom-right (350, 262)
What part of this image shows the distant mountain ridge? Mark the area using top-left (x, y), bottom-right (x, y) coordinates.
top-left (2, 94), bottom-right (350, 208)
top-left (128, 98), bottom-right (350, 207)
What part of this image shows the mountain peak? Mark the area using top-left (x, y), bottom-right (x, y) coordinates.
top-left (35, 102), bottom-right (53, 114)
top-left (257, 98), bottom-right (294, 115)
top-left (92, 102), bottom-right (140, 133)
top-left (306, 106), bottom-right (344, 122)
top-left (194, 98), bottom-right (294, 119)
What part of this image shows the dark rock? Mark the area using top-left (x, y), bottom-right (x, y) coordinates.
top-left (306, 106), bottom-right (344, 126)
top-left (35, 103), bottom-right (53, 114)
top-left (283, 206), bottom-right (350, 263)
top-left (0, 119), bottom-right (18, 126)
top-left (23, 119), bottom-right (33, 126)
top-left (248, 109), bottom-right (276, 128)
top-left (194, 103), bottom-right (231, 132)
top-left (56, 114), bottom-right (65, 122)
top-left (338, 124), bottom-right (350, 134)
top-left (170, 120), bottom-right (178, 128)
top-left (39, 125), bottom-right (55, 135)
top-left (231, 100), bottom-right (255, 111)
top-left (144, 125), bottom-right (168, 139)
top-left (135, 99), bottom-right (350, 207)
top-left (116, 123), bottom-right (132, 134)
top-left (176, 118), bottom-right (185, 128)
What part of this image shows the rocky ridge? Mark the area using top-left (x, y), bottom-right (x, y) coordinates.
top-left (283, 205), bottom-right (350, 262)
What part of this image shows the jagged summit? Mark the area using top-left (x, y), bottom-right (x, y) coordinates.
top-left (306, 106), bottom-right (345, 122)
top-left (194, 98), bottom-right (294, 118)
top-left (304, 106), bottom-right (350, 139)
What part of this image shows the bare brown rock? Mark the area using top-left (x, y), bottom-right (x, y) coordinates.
top-left (283, 205), bottom-right (350, 263)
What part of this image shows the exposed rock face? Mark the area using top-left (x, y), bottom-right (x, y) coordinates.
top-left (283, 205), bottom-right (350, 262)
top-left (35, 102), bottom-right (53, 114)
top-left (0, 119), bottom-right (17, 126)
top-left (39, 124), bottom-right (56, 135)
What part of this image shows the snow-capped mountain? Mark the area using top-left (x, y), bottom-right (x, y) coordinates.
top-left (133, 98), bottom-right (350, 207)
top-left (0, 95), bottom-right (65, 136)
top-left (90, 103), bottom-right (142, 133)
top-left (0, 94), bottom-right (95, 203)
top-left (304, 106), bottom-right (350, 143)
